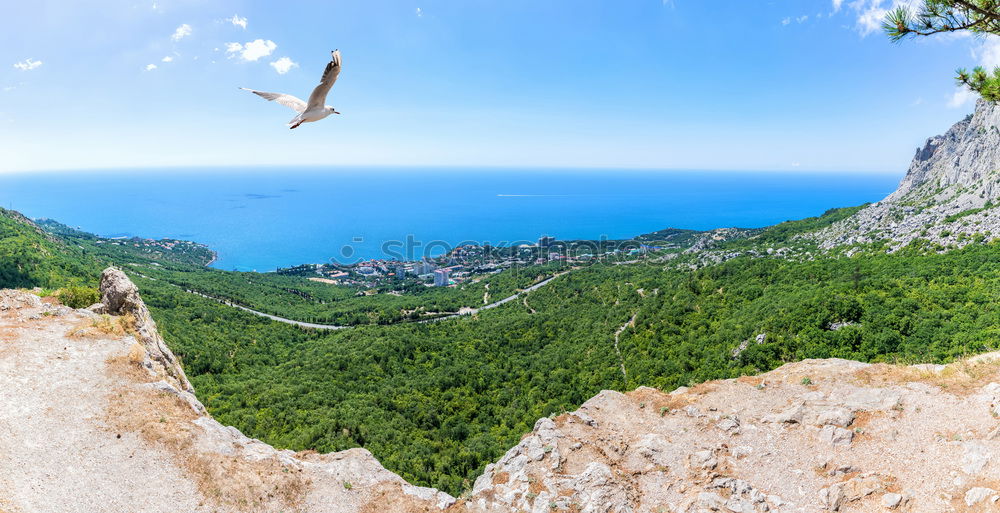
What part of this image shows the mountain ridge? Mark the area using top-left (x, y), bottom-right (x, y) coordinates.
top-left (814, 99), bottom-right (1000, 251)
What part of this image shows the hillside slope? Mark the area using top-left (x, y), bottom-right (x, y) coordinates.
top-left (0, 269), bottom-right (452, 513)
top-left (816, 99), bottom-right (1000, 250)
top-left (5, 270), bottom-right (1000, 513)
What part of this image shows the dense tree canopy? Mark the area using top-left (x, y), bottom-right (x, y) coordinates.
top-left (7, 207), bottom-right (1000, 495)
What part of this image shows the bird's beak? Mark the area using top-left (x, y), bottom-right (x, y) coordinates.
top-left (334, 111), bottom-right (341, 115)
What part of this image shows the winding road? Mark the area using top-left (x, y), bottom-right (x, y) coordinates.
top-left (161, 270), bottom-right (572, 330)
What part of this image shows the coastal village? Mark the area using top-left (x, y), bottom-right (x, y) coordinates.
top-left (278, 235), bottom-right (664, 289)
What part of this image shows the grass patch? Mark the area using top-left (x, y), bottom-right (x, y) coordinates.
top-left (943, 202), bottom-right (994, 223)
top-left (66, 313), bottom-right (136, 339)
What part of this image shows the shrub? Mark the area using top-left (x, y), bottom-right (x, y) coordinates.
top-left (59, 286), bottom-right (100, 309)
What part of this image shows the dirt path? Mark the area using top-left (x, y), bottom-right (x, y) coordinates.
top-left (0, 304), bottom-right (203, 512)
top-left (522, 295), bottom-right (536, 314)
top-left (612, 312), bottom-right (637, 382)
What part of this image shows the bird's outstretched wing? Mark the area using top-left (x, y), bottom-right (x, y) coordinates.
top-left (240, 88), bottom-right (306, 113)
top-left (306, 50), bottom-right (342, 111)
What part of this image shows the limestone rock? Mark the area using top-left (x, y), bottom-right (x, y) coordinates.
top-left (814, 99), bottom-right (1000, 251)
top-left (0, 289), bottom-right (42, 311)
top-left (964, 487), bottom-right (998, 507)
top-left (99, 267), bottom-right (195, 394)
top-left (818, 425), bottom-right (854, 447)
top-left (881, 492), bottom-right (902, 509)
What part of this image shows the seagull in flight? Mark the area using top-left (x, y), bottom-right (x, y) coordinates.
top-left (241, 50), bottom-right (342, 129)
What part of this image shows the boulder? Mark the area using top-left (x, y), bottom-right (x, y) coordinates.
top-left (881, 493), bottom-right (902, 509)
top-left (818, 425), bottom-right (854, 447)
top-left (99, 267), bottom-right (195, 394)
top-left (964, 487), bottom-right (998, 507)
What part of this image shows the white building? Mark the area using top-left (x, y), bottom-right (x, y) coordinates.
top-left (433, 268), bottom-right (450, 287)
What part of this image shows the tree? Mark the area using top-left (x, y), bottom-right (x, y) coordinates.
top-left (884, 1), bottom-right (1000, 101)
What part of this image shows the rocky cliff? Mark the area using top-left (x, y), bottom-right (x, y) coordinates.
top-left (5, 270), bottom-right (1000, 512)
top-left (816, 99), bottom-right (1000, 250)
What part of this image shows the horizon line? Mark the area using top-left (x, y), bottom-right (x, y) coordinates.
top-left (0, 163), bottom-right (907, 176)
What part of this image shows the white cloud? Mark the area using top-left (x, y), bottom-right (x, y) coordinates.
top-left (781, 17), bottom-right (791, 26)
top-left (832, 0), bottom-right (844, 12)
top-left (942, 35), bottom-right (1000, 107)
top-left (948, 87), bottom-right (977, 108)
top-left (849, 0), bottom-right (922, 37)
top-left (270, 57), bottom-right (299, 74)
top-left (415, 7), bottom-right (423, 17)
top-left (161, 56), bottom-right (173, 63)
top-left (229, 14), bottom-right (247, 29)
top-left (796, 15), bottom-right (809, 23)
top-left (145, 63), bottom-right (158, 71)
top-left (171, 23), bottom-right (192, 41)
top-left (974, 35), bottom-right (1000, 70)
top-left (13, 58), bottom-right (42, 71)
top-left (226, 39), bottom-right (277, 61)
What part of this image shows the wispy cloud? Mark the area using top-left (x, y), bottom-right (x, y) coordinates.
top-left (161, 56), bottom-right (173, 63)
top-left (270, 57), bottom-right (298, 74)
top-left (832, 0), bottom-right (844, 13)
top-left (948, 87), bottom-right (976, 108)
top-left (229, 14), bottom-right (247, 30)
top-left (974, 35), bottom-right (1000, 70)
top-left (847, 0), bottom-right (922, 37)
top-left (13, 58), bottom-right (42, 71)
top-left (225, 39), bottom-right (277, 61)
top-left (171, 23), bottom-right (192, 41)
top-left (145, 63), bottom-right (158, 71)
top-left (781, 14), bottom-right (810, 26)
top-left (949, 35), bottom-right (1000, 108)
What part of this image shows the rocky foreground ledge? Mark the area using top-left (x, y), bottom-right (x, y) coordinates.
top-left (3, 269), bottom-right (1000, 512)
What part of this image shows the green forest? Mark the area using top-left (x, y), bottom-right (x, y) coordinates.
top-left (132, 262), bottom-right (565, 326)
top-left (143, 242), bottom-right (1000, 493)
top-left (3, 206), bottom-right (1000, 495)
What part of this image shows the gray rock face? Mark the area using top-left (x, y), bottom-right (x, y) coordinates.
top-left (99, 267), bottom-right (195, 395)
top-left (890, 100), bottom-right (1000, 202)
top-left (0, 289), bottom-right (42, 311)
top-left (881, 492), bottom-right (902, 509)
top-left (964, 486), bottom-right (998, 506)
top-left (815, 99), bottom-right (1000, 250)
top-left (818, 425), bottom-right (854, 447)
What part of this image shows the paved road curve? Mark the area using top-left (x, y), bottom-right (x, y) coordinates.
top-left (158, 270), bottom-right (572, 330)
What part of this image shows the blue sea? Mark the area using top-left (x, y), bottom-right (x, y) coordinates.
top-left (0, 168), bottom-right (901, 271)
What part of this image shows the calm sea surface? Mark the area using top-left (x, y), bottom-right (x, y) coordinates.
top-left (0, 168), bottom-right (901, 271)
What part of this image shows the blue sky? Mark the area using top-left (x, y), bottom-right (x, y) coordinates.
top-left (1, 0), bottom-right (997, 173)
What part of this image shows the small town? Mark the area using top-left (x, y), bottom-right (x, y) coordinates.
top-left (277, 235), bottom-right (661, 288)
